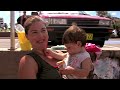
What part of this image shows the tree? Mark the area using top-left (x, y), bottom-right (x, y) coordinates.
top-left (96, 11), bottom-right (107, 17)
top-left (96, 11), bottom-right (111, 18)
top-left (96, 11), bottom-right (117, 29)
top-left (112, 17), bottom-right (120, 29)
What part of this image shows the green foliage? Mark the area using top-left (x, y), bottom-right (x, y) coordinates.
top-left (112, 18), bottom-right (120, 29)
top-left (96, 11), bottom-right (120, 29)
top-left (115, 21), bottom-right (120, 27)
top-left (0, 28), bottom-right (10, 32)
top-left (96, 11), bottom-right (110, 17)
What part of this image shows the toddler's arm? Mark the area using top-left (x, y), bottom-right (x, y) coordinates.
top-left (44, 48), bottom-right (67, 60)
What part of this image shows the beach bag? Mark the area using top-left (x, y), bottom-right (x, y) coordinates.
top-left (84, 43), bottom-right (101, 79)
top-left (85, 43), bottom-right (102, 60)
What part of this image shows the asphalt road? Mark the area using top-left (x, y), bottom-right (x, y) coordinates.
top-left (105, 38), bottom-right (120, 44)
top-left (0, 37), bottom-right (120, 49)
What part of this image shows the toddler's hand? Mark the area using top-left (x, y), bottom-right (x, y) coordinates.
top-left (44, 48), bottom-right (55, 56)
top-left (44, 48), bottom-right (54, 59)
top-left (56, 60), bottom-right (65, 69)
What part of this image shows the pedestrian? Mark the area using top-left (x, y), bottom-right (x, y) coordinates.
top-left (18, 15), bottom-right (63, 79)
top-left (17, 11), bottom-right (29, 27)
top-left (31, 11), bottom-right (39, 16)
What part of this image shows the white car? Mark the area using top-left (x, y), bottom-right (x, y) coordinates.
top-left (111, 29), bottom-right (118, 38)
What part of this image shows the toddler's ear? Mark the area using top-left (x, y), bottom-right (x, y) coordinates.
top-left (77, 41), bottom-right (82, 46)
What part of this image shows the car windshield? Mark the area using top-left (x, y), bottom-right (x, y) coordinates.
top-left (40, 11), bottom-right (89, 15)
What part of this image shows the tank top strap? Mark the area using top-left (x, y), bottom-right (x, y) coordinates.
top-left (27, 52), bottom-right (43, 78)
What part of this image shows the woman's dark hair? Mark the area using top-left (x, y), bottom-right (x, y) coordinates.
top-left (62, 25), bottom-right (87, 46)
top-left (24, 15), bottom-right (47, 35)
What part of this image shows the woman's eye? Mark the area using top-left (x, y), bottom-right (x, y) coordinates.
top-left (42, 29), bottom-right (47, 32)
top-left (32, 31), bottom-right (37, 33)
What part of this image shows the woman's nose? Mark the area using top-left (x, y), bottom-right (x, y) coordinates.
top-left (37, 32), bottom-right (44, 38)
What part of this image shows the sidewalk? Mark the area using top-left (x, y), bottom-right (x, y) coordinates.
top-left (0, 48), bottom-right (21, 51)
top-left (102, 45), bottom-right (120, 50)
top-left (1, 44), bottom-right (120, 51)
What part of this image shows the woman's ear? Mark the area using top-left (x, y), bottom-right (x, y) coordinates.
top-left (77, 41), bottom-right (82, 46)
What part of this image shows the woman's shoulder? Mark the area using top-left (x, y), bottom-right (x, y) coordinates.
top-left (18, 54), bottom-right (38, 79)
top-left (20, 54), bottom-right (37, 65)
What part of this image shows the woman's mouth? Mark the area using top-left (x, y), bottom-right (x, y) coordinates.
top-left (37, 40), bottom-right (44, 44)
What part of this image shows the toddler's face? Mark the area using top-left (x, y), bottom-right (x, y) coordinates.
top-left (64, 42), bottom-right (81, 55)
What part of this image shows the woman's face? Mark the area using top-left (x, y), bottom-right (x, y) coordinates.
top-left (26, 21), bottom-right (49, 50)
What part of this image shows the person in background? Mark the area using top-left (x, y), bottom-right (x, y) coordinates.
top-left (17, 11), bottom-right (29, 27)
top-left (18, 15), bottom-right (63, 79)
top-left (31, 11), bottom-right (39, 16)
top-left (46, 25), bottom-right (93, 79)
top-left (3, 23), bottom-right (8, 31)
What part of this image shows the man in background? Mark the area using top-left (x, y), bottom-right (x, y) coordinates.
top-left (17, 11), bottom-right (29, 27)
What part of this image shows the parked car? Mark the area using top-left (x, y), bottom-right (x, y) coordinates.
top-left (111, 29), bottom-right (118, 38)
top-left (34, 11), bottom-right (114, 47)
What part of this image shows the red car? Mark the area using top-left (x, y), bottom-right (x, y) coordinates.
top-left (39, 11), bottom-right (113, 47)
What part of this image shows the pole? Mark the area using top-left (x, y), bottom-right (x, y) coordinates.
top-left (9, 11), bottom-right (15, 51)
top-left (19, 11), bottom-right (22, 16)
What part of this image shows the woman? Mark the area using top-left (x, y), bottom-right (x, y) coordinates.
top-left (18, 16), bottom-right (63, 79)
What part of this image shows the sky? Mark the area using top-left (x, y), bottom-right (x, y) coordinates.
top-left (0, 11), bottom-right (120, 28)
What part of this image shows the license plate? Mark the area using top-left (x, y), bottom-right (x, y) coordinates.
top-left (49, 19), bottom-right (67, 24)
top-left (86, 33), bottom-right (93, 40)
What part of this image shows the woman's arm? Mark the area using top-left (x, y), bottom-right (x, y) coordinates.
top-left (18, 55), bottom-right (38, 79)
